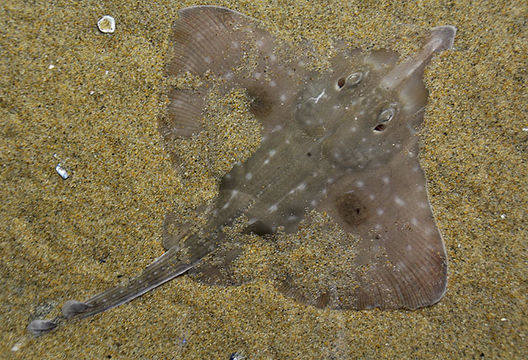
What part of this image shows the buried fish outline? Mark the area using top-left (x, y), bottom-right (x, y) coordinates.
top-left (29, 6), bottom-right (456, 335)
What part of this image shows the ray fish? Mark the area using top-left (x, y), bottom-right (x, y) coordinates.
top-left (29, 6), bottom-right (456, 336)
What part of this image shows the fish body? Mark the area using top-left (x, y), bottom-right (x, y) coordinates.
top-left (28, 6), bottom-right (456, 336)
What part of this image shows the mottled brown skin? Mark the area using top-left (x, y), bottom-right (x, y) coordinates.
top-left (28, 6), bottom-right (456, 336)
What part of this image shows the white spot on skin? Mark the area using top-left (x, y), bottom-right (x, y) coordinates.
top-left (369, 194), bottom-right (375, 200)
top-left (254, 72), bottom-right (262, 80)
top-left (410, 217), bottom-right (419, 226)
top-left (263, 159), bottom-right (270, 165)
top-left (203, 56), bottom-right (211, 64)
top-left (355, 180), bottom-right (364, 188)
top-left (377, 208), bottom-right (384, 216)
top-left (268, 204), bottom-right (278, 213)
top-left (394, 196), bottom-right (406, 207)
top-left (270, 80), bottom-right (277, 87)
top-left (269, 149), bottom-right (277, 157)
top-left (269, 54), bottom-right (277, 62)
top-left (280, 94), bottom-right (287, 102)
top-left (272, 125), bottom-right (282, 132)
top-left (310, 199), bottom-right (317, 206)
top-left (287, 215), bottom-right (298, 221)
top-left (248, 218), bottom-right (258, 225)
top-left (289, 182), bottom-right (307, 195)
top-left (309, 89), bottom-right (326, 103)
top-left (245, 172), bottom-right (253, 181)
top-left (256, 39), bottom-right (264, 47)
top-left (382, 176), bottom-right (390, 185)
top-left (231, 41), bottom-right (239, 49)
top-left (375, 224), bottom-right (383, 231)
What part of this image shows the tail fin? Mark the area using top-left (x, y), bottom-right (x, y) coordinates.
top-left (28, 245), bottom-right (201, 336)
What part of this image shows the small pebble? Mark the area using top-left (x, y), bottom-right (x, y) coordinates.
top-left (229, 352), bottom-right (245, 360)
top-left (97, 15), bottom-right (115, 33)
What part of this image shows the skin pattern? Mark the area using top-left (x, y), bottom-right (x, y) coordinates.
top-left (28, 6), bottom-right (456, 336)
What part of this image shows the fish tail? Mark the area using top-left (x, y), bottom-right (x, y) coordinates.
top-left (28, 246), bottom-right (201, 336)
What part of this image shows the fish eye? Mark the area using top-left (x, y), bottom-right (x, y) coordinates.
top-left (345, 71), bottom-right (363, 87)
top-left (373, 105), bottom-right (396, 133)
top-left (377, 106), bottom-right (395, 123)
top-left (336, 71), bottom-right (363, 90)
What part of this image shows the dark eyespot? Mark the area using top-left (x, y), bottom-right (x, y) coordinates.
top-left (306, 152), bottom-right (312, 157)
top-left (373, 124), bottom-right (386, 132)
top-left (377, 107), bottom-right (395, 123)
top-left (337, 78), bottom-right (345, 88)
top-left (336, 193), bottom-right (368, 226)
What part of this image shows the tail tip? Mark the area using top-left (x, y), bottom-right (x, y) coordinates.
top-left (27, 319), bottom-right (57, 336)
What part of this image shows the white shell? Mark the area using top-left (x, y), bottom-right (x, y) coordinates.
top-left (55, 164), bottom-right (69, 179)
top-left (97, 15), bottom-right (115, 33)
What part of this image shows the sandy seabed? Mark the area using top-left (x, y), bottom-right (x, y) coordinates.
top-left (1, 0), bottom-right (526, 358)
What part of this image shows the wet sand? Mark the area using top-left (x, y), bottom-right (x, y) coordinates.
top-left (1, 0), bottom-right (526, 358)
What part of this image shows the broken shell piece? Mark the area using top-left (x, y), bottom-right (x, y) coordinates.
top-left (27, 319), bottom-right (57, 336)
top-left (55, 163), bottom-right (69, 179)
top-left (62, 300), bottom-right (91, 318)
top-left (97, 15), bottom-right (115, 33)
